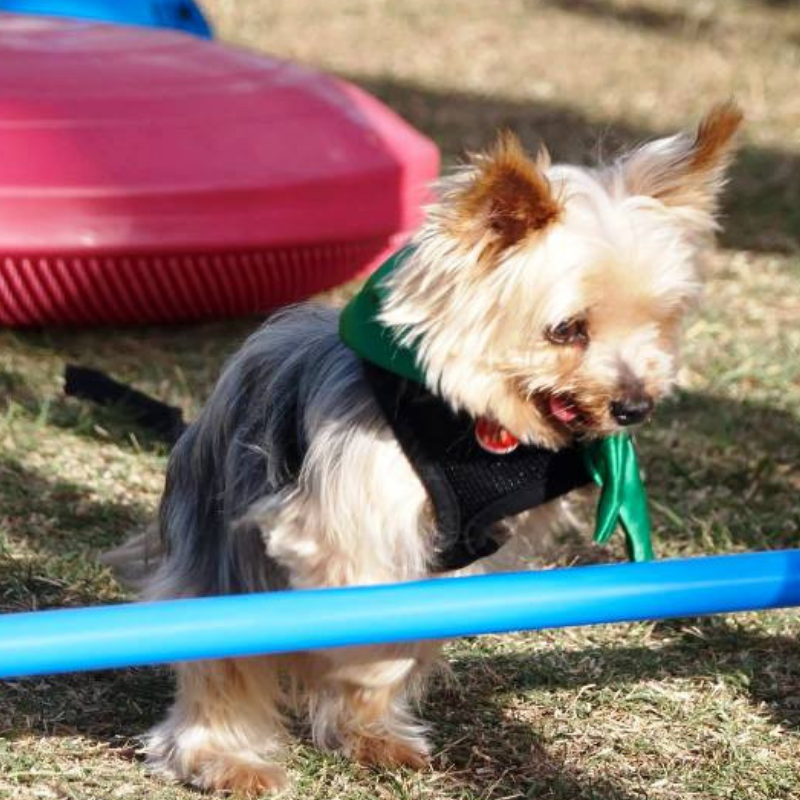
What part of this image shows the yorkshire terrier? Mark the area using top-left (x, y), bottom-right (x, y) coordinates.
top-left (118, 102), bottom-right (741, 794)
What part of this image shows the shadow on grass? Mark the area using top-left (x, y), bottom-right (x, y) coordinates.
top-left (0, 667), bottom-right (174, 746)
top-left (349, 74), bottom-right (800, 253)
top-left (437, 616), bottom-right (800, 734)
top-left (639, 390), bottom-right (800, 552)
top-left (538, 0), bottom-right (715, 36)
top-left (431, 719), bottom-right (644, 799)
top-left (418, 615), bottom-right (800, 799)
top-left (0, 457), bottom-right (151, 609)
top-left (428, 671), bottom-right (648, 800)
top-left (12, 316), bottom-right (257, 391)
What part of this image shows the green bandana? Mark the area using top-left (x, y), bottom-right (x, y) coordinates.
top-left (339, 245), bottom-right (654, 562)
top-left (339, 246), bottom-right (426, 383)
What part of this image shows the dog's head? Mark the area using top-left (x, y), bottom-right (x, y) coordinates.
top-left (380, 103), bottom-right (742, 449)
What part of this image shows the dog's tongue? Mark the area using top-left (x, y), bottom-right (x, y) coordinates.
top-left (549, 395), bottom-right (579, 424)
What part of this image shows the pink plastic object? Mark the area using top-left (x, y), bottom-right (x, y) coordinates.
top-left (0, 15), bottom-right (439, 325)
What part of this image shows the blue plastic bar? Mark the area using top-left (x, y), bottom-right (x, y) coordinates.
top-left (2, 550), bottom-right (799, 679)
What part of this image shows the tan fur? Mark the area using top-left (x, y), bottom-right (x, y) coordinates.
top-left (619, 101), bottom-right (742, 217)
top-left (145, 657), bottom-right (289, 795)
top-left (348, 730), bottom-right (430, 769)
top-left (687, 102), bottom-right (743, 175)
top-left (122, 104), bottom-right (741, 795)
top-left (451, 131), bottom-right (563, 260)
top-left (145, 643), bottom-right (438, 793)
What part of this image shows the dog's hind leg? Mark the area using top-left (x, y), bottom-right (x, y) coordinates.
top-left (145, 657), bottom-right (288, 795)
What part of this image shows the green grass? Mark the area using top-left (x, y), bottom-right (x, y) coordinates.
top-left (2, 1), bottom-right (800, 798)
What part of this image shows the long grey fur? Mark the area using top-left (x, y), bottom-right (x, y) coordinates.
top-left (154, 304), bottom-right (377, 598)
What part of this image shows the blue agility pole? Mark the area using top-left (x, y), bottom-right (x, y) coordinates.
top-left (2, 550), bottom-right (800, 679)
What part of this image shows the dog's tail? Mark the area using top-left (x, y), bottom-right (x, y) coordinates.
top-left (64, 364), bottom-right (187, 445)
top-left (99, 523), bottom-right (164, 592)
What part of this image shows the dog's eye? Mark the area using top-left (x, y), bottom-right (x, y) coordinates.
top-left (545, 318), bottom-right (588, 346)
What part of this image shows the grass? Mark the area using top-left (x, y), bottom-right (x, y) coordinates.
top-left (2, 1), bottom-right (800, 798)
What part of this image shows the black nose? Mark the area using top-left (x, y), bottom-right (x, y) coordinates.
top-left (610, 395), bottom-right (653, 426)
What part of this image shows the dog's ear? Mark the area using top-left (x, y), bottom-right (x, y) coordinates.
top-left (451, 131), bottom-right (563, 256)
top-left (620, 101), bottom-right (742, 220)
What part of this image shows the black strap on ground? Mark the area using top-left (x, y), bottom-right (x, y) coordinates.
top-left (64, 365), bottom-right (187, 445)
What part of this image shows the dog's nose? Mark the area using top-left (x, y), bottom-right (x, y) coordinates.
top-left (610, 394), bottom-right (653, 426)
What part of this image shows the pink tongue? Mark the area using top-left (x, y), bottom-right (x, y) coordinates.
top-left (549, 395), bottom-right (579, 423)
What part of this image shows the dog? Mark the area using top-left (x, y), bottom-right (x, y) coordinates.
top-left (120, 102), bottom-right (741, 794)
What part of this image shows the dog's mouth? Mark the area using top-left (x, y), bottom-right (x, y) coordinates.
top-left (535, 391), bottom-right (588, 433)
top-left (479, 392), bottom-right (596, 451)
top-left (475, 393), bottom-right (591, 453)
top-left (546, 393), bottom-right (581, 426)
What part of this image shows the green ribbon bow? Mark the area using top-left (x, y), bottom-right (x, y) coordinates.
top-left (339, 245), bottom-right (654, 562)
top-left (582, 435), bottom-right (653, 562)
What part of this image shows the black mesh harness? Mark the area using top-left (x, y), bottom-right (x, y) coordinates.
top-left (364, 364), bottom-right (592, 572)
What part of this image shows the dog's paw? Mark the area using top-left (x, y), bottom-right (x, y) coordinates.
top-left (151, 751), bottom-right (288, 796)
top-left (146, 730), bottom-right (288, 796)
top-left (348, 733), bottom-right (430, 771)
top-left (191, 756), bottom-right (288, 796)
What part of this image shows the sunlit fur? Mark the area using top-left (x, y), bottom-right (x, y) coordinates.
top-left (382, 101), bottom-right (741, 448)
top-left (115, 104), bottom-right (740, 794)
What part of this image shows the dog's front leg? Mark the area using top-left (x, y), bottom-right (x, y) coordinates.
top-left (144, 657), bottom-right (288, 796)
top-left (300, 642), bottom-right (441, 769)
top-left (260, 475), bottom-right (438, 770)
